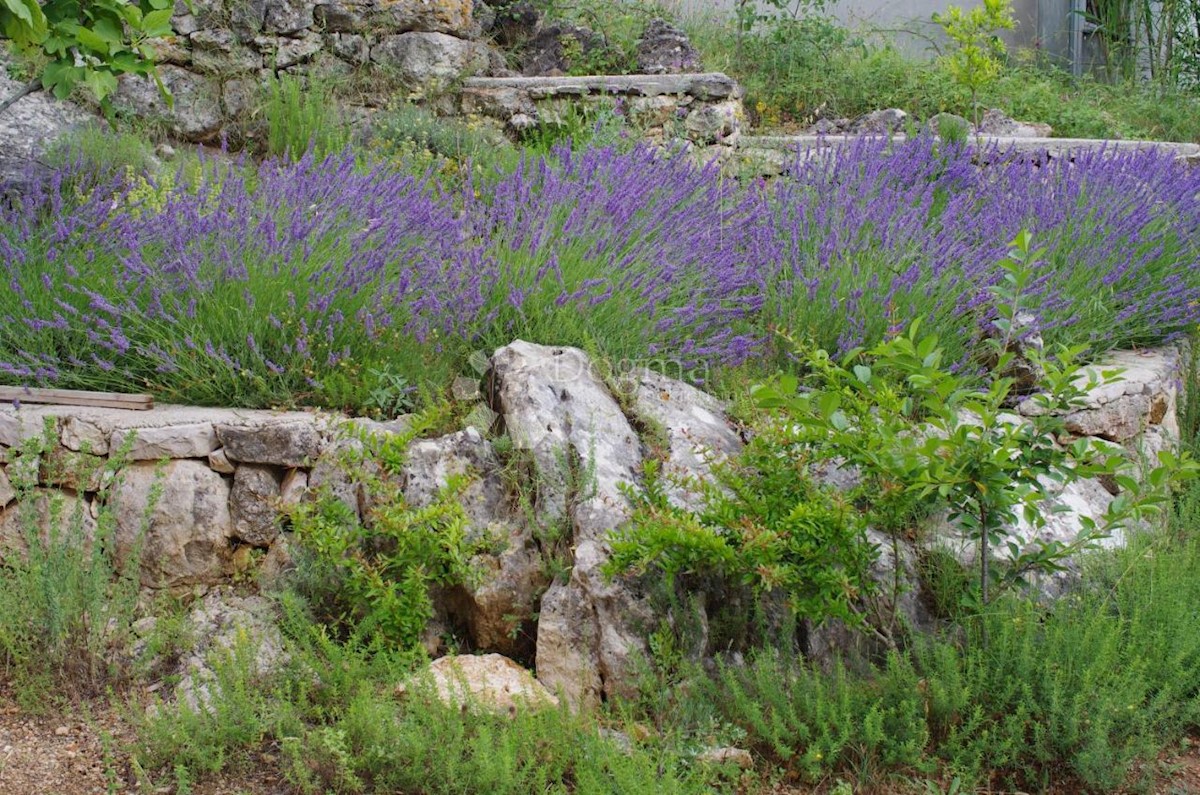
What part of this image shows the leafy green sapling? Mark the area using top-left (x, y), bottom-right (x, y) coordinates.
top-left (754, 231), bottom-right (1195, 636)
top-left (933, 0), bottom-right (1015, 127)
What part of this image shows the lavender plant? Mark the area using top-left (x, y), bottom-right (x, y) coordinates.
top-left (1, 136), bottom-right (1198, 412)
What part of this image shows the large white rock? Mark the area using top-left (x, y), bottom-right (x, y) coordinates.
top-left (371, 32), bottom-right (494, 93)
top-left (112, 460), bottom-right (235, 587)
top-left (490, 341), bottom-right (650, 710)
top-left (400, 653), bottom-right (559, 716)
top-left (125, 423), bottom-right (219, 460)
top-left (626, 368), bottom-right (742, 511)
top-left (0, 487), bottom-right (97, 557)
top-left (1019, 348), bottom-right (1180, 442)
top-left (0, 49), bottom-right (94, 193)
top-left (115, 65), bottom-right (224, 142)
top-left (172, 590), bottom-right (286, 711)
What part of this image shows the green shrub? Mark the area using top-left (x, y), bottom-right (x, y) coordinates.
top-left (0, 425), bottom-right (143, 708)
top-left (696, 528), bottom-right (1200, 790)
top-left (685, 10), bottom-right (1200, 141)
top-left (373, 101), bottom-right (521, 183)
top-left (608, 437), bottom-right (879, 638)
top-left (264, 73), bottom-right (351, 162)
top-left (288, 410), bottom-right (486, 647)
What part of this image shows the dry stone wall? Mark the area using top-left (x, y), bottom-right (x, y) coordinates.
top-left (114, 0), bottom-right (507, 141)
top-left (0, 341), bottom-right (1184, 706)
top-left (458, 73), bottom-right (745, 157)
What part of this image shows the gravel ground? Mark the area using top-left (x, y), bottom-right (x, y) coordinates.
top-left (0, 683), bottom-right (285, 795)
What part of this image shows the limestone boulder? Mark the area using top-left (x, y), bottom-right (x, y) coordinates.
top-left (0, 467), bottom-right (13, 508)
top-left (308, 436), bottom-right (365, 519)
top-left (0, 51), bottom-right (95, 196)
top-left (112, 460), bottom-right (235, 587)
top-left (371, 32), bottom-right (496, 93)
top-left (636, 19), bottom-right (702, 75)
top-left (684, 100), bottom-right (741, 145)
top-left (531, 580), bottom-right (601, 708)
top-left (850, 108), bottom-right (908, 135)
top-left (230, 465), bottom-right (283, 547)
top-left (1019, 348), bottom-right (1180, 442)
top-left (172, 591), bottom-right (286, 711)
top-left (930, 474), bottom-right (1120, 598)
top-left (0, 488), bottom-right (96, 557)
top-left (626, 368), bottom-right (742, 512)
top-left (125, 422), bottom-right (219, 460)
top-left (490, 340), bottom-right (650, 709)
top-left (61, 416), bottom-right (110, 455)
top-left (402, 428), bottom-right (546, 657)
top-left (215, 419), bottom-right (323, 467)
top-left (399, 653), bottom-right (559, 715)
top-left (977, 108), bottom-right (1052, 138)
top-left (115, 66), bottom-right (224, 142)
top-left (521, 24), bottom-right (606, 77)
top-left (263, 0), bottom-right (314, 34)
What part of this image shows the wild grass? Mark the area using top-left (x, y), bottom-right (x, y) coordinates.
top-left (0, 431), bottom-right (143, 709)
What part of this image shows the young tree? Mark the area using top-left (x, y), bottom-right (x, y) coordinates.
top-left (933, 0), bottom-right (1015, 127)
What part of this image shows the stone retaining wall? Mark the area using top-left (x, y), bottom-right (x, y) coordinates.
top-left (114, 0), bottom-right (506, 141)
top-left (0, 342), bottom-right (1184, 707)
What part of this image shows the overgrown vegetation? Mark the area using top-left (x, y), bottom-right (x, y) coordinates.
top-left (3, 6), bottom-right (1200, 789)
top-left (684, 5), bottom-right (1200, 140)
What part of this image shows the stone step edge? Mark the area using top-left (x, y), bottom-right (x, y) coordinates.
top-left (738, 134), bottom-right (1200, 160)
top-left (461, 73), bottom-right (739, 98)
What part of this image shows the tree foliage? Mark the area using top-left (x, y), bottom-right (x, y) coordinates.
top-left (1, 0), bottom-right (174, 113)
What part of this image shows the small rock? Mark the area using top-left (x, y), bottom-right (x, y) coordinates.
top-left (54, 725), bottom-right (69, 736)
top-left (521, 24), bottom-right (606, 76)
top-left (207, 447), bottom-right (236, 474)
top-left (697, 746), bottom-right (753, 768)
top-left (259, 536), bottom-right (295, 589)
top-left (279, 468), bottom-right (307, 509)
top-left (451, 376), bottom-right (482, 402)
top-left (61, 417), bottom-right (109, 455)
top-left (976, 108), bottom-right (1052, 138)
top-left (215, 420), bottom-right (322, 468)
top-left (850, 108), bottom-right (908, 135)
top-left (126, 422), bottom-right (218, 460)
top-left (230, 465), bottom-right (283, 547)
top-left (0, 467), bottom-right (15, 507)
